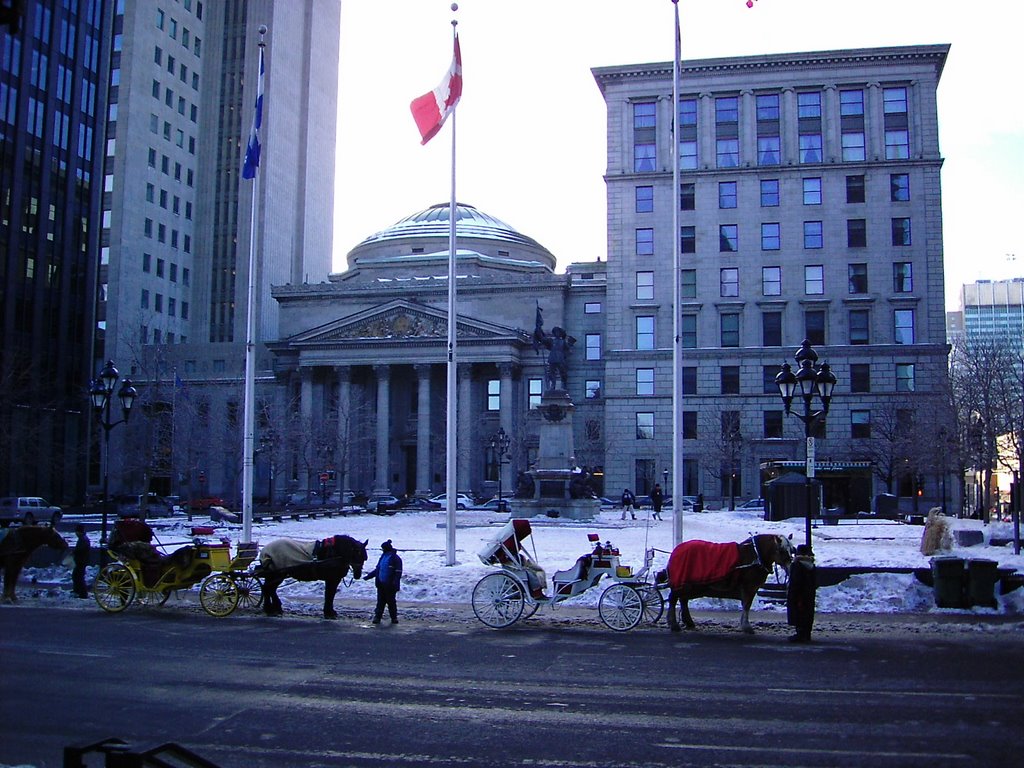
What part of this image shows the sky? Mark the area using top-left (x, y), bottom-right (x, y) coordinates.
top-left (23, 505), bottom-right (1024, 617)
top-left (333, 0), bottom-right (1023, 312)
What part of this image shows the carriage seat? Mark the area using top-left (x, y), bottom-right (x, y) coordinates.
top-left (552, 555), bottom-right (592, 596)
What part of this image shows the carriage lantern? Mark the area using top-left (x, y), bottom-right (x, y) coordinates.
top-left (89, 360), bottom-right (137, 560)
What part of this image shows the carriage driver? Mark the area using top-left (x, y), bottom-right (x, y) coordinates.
top-left (364, 540), bottom-right (403, 624)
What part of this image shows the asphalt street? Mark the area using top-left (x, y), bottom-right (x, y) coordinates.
top-left (2, 603), bottom-right (1022, 768)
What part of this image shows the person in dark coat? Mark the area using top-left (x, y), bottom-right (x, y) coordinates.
top-left (363, 539), bottom-right (403, 624)
top-left (786, 544), bottom-right (816, 642)
top-left (650, 484), bottom-right (664, 521)
top-left (620, 489), bottom-right (636, 520)
top-left (72, 524), bottom-right (91, 598)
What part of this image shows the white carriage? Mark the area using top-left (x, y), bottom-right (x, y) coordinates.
top-left (471, 519), bottom-right (664, 631)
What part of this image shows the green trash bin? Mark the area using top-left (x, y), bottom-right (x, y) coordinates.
top-left (966, 559), bottom-right (1000, 608)
top-left (931, 557), bottom-right (966, 608)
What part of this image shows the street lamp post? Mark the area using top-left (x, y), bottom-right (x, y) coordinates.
top-left (490, 427), bottom-right (511, 511)
top-left (776, 340), bottom-right (837, 552)
top-left (88, 360), bottom-right (137, 560)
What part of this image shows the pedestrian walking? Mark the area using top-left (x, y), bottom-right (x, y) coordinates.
top-left (620, 489), bottom-right (636, 520)
top-left (650, 484), bottom-right (664, 521)
top-left (363, 539), bottom-right (403, 624)
top-left (72, 524), bottom-right (91, 598)
top-left (787, 544), bottom-right (816, 642)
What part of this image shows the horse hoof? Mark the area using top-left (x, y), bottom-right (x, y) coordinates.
top-left (670, 624), bottom-right (681, 633)
top-left (323, 613), bottom-right (338, 621)
top-left (742, 627), bottom-right (755, 635)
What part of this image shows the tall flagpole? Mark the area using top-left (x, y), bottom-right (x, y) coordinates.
top-left (445, 8), bottom-right (459, 566)
top-left (241, 25), bottom-right (267, 546)
top-left (671, 0), bottom-right (685, 545)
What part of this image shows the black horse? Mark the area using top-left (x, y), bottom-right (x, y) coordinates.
top-left (0, 525), bottom-right (69, 603)
top-left (257, 535), bottom-right (368, 619)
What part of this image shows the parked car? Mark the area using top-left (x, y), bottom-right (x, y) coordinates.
top-left (736, 498), bottom-right (766, 513)
top-left (189, 496), bottom-right (225, 511)
top-left (475, 498), bottom-right (513, 514)
top-left (366, 494), bottom-right (401, 514)
top-left (0, 496), bottom-right (63, 527)
top-left (116, 493), bottom-right (177, 518)
top-left (635, 494), bottom-right (672, 509)
top-left (428, 493), bottom-right (474, 510)
top-left (398, 497), bottom-right (443, 512)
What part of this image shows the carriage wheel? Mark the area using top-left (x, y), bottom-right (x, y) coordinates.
top-left (199, 574), bottom-right (240, 617)
top-left (598, 584), bottom-right (643, 631)
top-left (520, 600), bottom-right (540, 620)
top-left (233, 573), bottom-right (263, 611)
top-left (93, 564), bottom-right (136, 613)
top-left (637, 584), bottom-right (664, 625)
top-left (471, 572), bottom-right (525, 629)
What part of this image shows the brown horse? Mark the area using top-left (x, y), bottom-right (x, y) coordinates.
top-left (0, 525), bottom-right (69, 603)
top-left (657, 534), bottom-right (794, 634)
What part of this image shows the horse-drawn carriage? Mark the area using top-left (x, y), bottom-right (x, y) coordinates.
top-left (93, 520), bottom-right (262, 617)
top-left (471, 519), bottom-right (663, 630)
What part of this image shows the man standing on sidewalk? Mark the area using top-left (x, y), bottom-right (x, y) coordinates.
top-left (364, 540), bottom-right (403, 624)
top-left (71, 524), bottom-right (91, 598)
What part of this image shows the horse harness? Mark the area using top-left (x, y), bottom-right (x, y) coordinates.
top-left (734, 535), bottom-right (770, 573)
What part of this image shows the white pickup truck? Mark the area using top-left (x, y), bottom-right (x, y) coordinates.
top-left (0, 496), bottom-right (63, 526)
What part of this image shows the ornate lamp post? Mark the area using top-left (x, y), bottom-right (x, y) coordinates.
top-left (89, 360), bottom-right (137, 559)
top-left (489, 427), bottom-right (511, 511)
top-left (776, 340), bottom-right (837, 552)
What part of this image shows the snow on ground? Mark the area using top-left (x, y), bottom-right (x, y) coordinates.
top-left (18, 505), bottom-right (1024, 617)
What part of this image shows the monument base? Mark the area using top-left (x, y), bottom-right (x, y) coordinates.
top-left (512, 498), bottom-right (600, 521)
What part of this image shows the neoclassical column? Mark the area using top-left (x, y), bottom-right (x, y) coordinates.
top-left (822, 84), bottom-right (839, 162)
top-left (457, 363), bottom-right (473, 493)
top-left (498, 362), bottom-right (515, 494)
top-left (866, 82), bottom-right (884, 162)
top-left (299, 368), bottom-right (313, 493)
top-left (335, 366), bottom-right (351, 497)
top-left (415, 364), bottom-right (432, 496)
top-left (739, 89), bottom-right (755, 167)
top-left (780, 86), bottom-right (797, 164)
top-left (373, 364), bottom-right (391, 494)
top-left (698, 92), bottom-right (714, 170)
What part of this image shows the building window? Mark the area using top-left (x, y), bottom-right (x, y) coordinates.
top-left (896, 363), bottom-right (916, 392)
top-left (797, 91), bottom-right (821, 118)
top-left (586, 333), bottom-right (601, 360)
top-left (636, 316), bottom-right (655, 350)
top-left (636, 412), bottom-right (655, 440)
top-left (758, 135), bottom-right (781, 166)
top-left (762, 311), bottom-right (782, 346)
top-left (141, 289), bottom-right (150, 309)
top-left (682, 316), bottom-right (696, 348)
top-left (804, 221), bottom-right (823, 249)
top-left (756, 94), bottom-right (781, 164)
top-left (681, 269), bottom-right (697, 299)
top-left (851, 410), bottom-right (871, 438)
top-left (849, 309), bottom-right (870, 345)
top-left (761, 223), bottom-right (780, 251)
top-left (720, 268), bottom-right (739, 297)
top-left (762, 266), bottom-right (781, 296)
top-left (804, 265), bottom-right (824, 295)
top-left (636, 271), bottom-right (654, 301)
top-left (845, 175), bottom-right (865, 204)
top-left (682, 411), bottom-right (698, 440)
top-left (848, 263), bottom-right (868, 294)
top-left (720, 365), bottom-right (740, 395)
top-left (636, 228), bottom-right (654, 256)
top-left (893, 262), bottom-right (913, 292)
top-left (762, 365), bottom-right (780, 394)
top-left (584, 302), bottom-right (602, 314)
top-left (528, 378), bottom-right (542, 409)
top-left (799, 133), bottom-right (822, 163)
top-left (678, 98), bottom-right (698, 171)
top-left (764, 410), bottom-right (784, 439)
top-left (633, 102), bottom-right (656, 172)
top-left (721, 314), bottom-right (740, 347)
top-left (586, 380), bottom-right (602, 400)
top-left (143, 253), bottom-right (152, 272)
top-left (841, 89), bottom-right (866, 162)
top-left (154, 294), bottom-right (163, 313)
top-left (890, 173), bottom-right (911, 202)
top-left (886, 129), bottom-right (910, 160)
top-left (682, 367), bottom-right (697, 395)
top-left (636, 368), bottom-right (654, 396)
top-left (802, 177), bottom-right (822, 205)
top-left (717, 138), bottom-right (739, 168)
top-left (884, 87), bottom-right (910, 159)
top-left (805, 310), bottom-right (825, 345)
top-left (760, 179), bottom-right (779, 207)
top-left (719, 224), bottom-right (738, 252)
top-left (680, 182), bottom-right (695, 211)
top-left (850, 363), bottom-right (870, 393)
top-left (680, 226), bottom-right (696, 254)
top-left (487, 379), bottom-right (500, 411)
top-left (636, 185), bottom-right (653, 213)
top-left (156, 258), bottom-right (165, 278)
top-left (894, 309), bottom-right (915, 344)
top-left (719, 181), bottom-right (737, 209)
top-left (842, 132), bottom-right (866, 162)
top-left (892, 218), bottom-right (912, 246)
top-left (847, 219), bottom-right (867, 248)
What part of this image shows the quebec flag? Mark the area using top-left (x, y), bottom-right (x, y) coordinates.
top-left (242, 47), bottom-right (264, 180)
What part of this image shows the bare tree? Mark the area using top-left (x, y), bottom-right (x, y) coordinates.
top-left (706, 410), bottom-right (745, 510)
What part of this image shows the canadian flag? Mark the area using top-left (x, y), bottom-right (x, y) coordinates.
top-left (410, 34), bottom-right (463, 145)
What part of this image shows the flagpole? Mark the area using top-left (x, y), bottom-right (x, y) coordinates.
top-left (241, 25), bottom-right (267, 546)
top-left (671, 0), bottom-right (685, 546)
top-left (445, 10), bottom-right (459, 566)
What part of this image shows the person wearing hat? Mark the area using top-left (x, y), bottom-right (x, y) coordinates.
top-left (71, 524), bottom-right (92, 598)
top-left (786, 543), bottom-right (816, 642)
top-left (363, 539), bottom-right (403, 624)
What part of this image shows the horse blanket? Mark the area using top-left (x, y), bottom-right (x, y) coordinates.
top-left (667, 540), bottom-right (741, 588)
top-left (260, 539), bottom-right (317, 571)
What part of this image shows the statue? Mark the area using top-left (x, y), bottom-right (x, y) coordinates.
top-left (532, 306), bottom-right (576, 392)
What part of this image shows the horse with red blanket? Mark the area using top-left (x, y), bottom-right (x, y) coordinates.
top-left (657, 534), bottom-right (793, 634)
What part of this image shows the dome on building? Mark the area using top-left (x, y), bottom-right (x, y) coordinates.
top-left (346, 203), bottom-right (555, 273)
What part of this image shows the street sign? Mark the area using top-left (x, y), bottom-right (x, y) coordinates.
top-left (319, 472), bottom-right (329, 483)
top-left (806, 436), bottom-right (816, 478)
